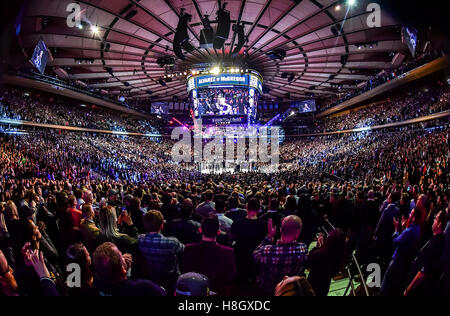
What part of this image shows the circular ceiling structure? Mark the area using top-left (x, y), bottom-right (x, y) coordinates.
top-left (17, 0), bottom-right (406, 102)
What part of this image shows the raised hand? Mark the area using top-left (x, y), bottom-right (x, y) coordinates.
top-left (267, 218), bottom-right (277, 240)
top-left (30, 249), bottom-right (50, 279)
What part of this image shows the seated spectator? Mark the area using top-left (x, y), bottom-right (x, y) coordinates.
top-left (182, 216), bottom-right (237, 295)
top-left (253, 216), bottom-right (308, 296)
top-left (92, 242), bottom-right (166, 296)
top-left (138, 210), bottom-right (184, 294)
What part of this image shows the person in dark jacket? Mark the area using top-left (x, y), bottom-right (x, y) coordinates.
top-left (304, 228), bottom-right (346, 296)
top-left (182, 216), bottom-right (236, 295)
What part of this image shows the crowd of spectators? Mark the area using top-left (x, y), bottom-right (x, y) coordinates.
top-left (313, 83), bottom-right (450, 132)
top-left (0, 87), bottom-right (161, 134)
top-left (319, 50), bottom-right (444, 113)
top-left (0, 118), bottom-right (448, 296)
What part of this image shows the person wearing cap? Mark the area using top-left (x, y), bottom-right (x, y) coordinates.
top-left (182, 216), bottom-right (236, 295)
top-left (138, 210), bottom-right (184, 294)
top-left (253, 216), bottom-right (308, 296)
top-left (175, 272), bottom-right (213, 296)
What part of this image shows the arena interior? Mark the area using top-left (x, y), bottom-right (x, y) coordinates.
top-left (0, 0), bottom-right (449, 299)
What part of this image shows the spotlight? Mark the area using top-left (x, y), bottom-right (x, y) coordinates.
top-left (211, 67), bottom-right (220, 75)
top-left (91, 25), bottom-right (99, 35)
top-left (347, 0), bottom-right (356, 6)
top-left (335, 5), bottom-right (341, 11)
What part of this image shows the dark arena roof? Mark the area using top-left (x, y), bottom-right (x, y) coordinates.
top-left (5, 0), bottom-right (421, 101)
top-left (0, 0), bottom-right (449, 302)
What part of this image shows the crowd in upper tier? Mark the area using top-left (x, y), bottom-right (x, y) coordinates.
top-left (0, 87), bottom-right (160, 134)
top-left (318, 51), bottom-right (444, 112)
top-left (313, 83), bottom-right (450, 132)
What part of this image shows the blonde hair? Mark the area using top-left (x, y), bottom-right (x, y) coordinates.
top-left (98, 206), bottom-right (122, 240)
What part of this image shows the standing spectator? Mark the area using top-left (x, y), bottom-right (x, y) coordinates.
top-left (92, 242), bottom-right (166, 296)
top-left (68, 195), bottom-right (82, 228)
top-left (98, 206), bottom-right (137, 254)
top-left (79, 204), bottom-right (100, 253)
top-left (225, 196), bottom-right (247, 222)
top-left (182, 216), bottom-right (237, 295)
top-left (164, 198), bottom-right (201, 245)
top-left (138, 210), bottom-right (184, 294)
top-left (229, 198), bottom-right (267, 287)
top-left (0, 249), bottom-right (19, 296)
top-left (405, 211), bottom-right (448, 296)
top-left (253, 216), bottom-right (308, 296)
top-left (374, 191), bottom-right (401, 261)
top-left (304, 228), bottom-right (346, 296)
top-left (212, 199), bottom-right (233, 233)
top-left (196, 190), bottom-right (215, 218)
top-left (380, 208), bottom-right (422, 296)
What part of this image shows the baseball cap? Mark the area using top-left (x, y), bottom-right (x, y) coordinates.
top-left (175, 272), bottom-right (216, 296)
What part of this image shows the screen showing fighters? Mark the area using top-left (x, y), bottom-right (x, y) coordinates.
top-left (194, 87), bottom-right (252, 116)
top-left (189, 71), bottom-right (261, 120)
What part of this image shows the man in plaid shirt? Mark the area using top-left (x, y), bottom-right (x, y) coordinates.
top-left (253, 216), bottom-right (308, 295)
top-left (138, 210), bottom-right (184, 292)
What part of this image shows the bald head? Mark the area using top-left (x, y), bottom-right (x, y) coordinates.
top-left (280, 215), bottom-right (302, 242)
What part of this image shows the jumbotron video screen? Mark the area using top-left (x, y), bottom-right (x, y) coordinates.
top-left (194, 87), bottom-right (254, 116)
top-left (188, 71), bottom-right (262, 120)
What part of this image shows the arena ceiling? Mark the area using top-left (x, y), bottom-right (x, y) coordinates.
top-left (17, 0), bottom-right (408, 102)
